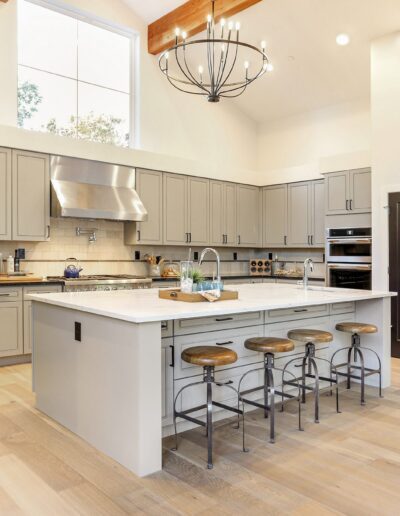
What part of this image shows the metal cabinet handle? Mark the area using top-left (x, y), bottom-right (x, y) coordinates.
top-left (0, 293), bottom-right (11, 297)
top-left (46, 225), bottom-right (50, 239)
top-left (284, 235), bottom-right (287, 245)
top-left (311, 235), bottom-right (313, 245)
top-left (346, 200), bottom-right (349, 210)
top-left (216, 341), bottom-right (234, 346)
top-left (215, 317), bottom-right (233, 322)
top-left (137, 230), bottom-right (141, 242)
top-left (216, 380), bottom-right (234, 386)
top-left (307, 235), bottom-right (310, 245)
top-left (294, 309), bottom-right (308, 313)
top-left (161, 321), bottom-right (168, 330)
top-left (189, 233), bottom-right (192, 243)
top-left (238, 235), bottom-right (241, 245)
top-left (185, 233), bottom-right (189, 243)
top-left (349, 199), bottom-right (353, 210)
top-left (169, 345), bottom-right (175, 368)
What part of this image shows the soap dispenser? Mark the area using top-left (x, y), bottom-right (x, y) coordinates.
top-left (7, 255), bottom-right (14, 274)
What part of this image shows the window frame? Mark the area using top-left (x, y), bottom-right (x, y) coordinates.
top-left (17, 0), bottom-right (138, 148)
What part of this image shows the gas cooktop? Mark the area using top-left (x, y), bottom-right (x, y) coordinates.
top-left (46, 275), bottom-right (152, 290)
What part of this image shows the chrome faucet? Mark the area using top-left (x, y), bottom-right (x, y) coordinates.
top-left (303, 258), bottom-right (314, 290)
top-left (199, 248), bottom-right (221, 283)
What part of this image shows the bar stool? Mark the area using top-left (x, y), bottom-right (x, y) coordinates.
top-left (172, 346), bottom-right (245, 470)
top-left (238, 337), bottom-right (303, 445)
top-left (331, 322), bottom-right (381, 405)
top-left (282, 329), bottom-right (339, 423)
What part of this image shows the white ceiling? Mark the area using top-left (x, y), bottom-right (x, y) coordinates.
top-left (125, 0), bottom-right (400, 123)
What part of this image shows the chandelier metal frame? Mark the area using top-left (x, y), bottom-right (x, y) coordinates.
top-left (158, 0), bottom-right (271, 102)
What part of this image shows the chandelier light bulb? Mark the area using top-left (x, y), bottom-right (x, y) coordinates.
top-left (244, 61), bottom-right (249, 69)
top-left (235, 21), bottom-right (241, 31)
top-left (165, 52), bottom-right (169, 60)
top-left (220, 18), bottom-right (226, 27)
top-left (182, 31), bottom-right (187, 40)
top-left (198, 65), bottom-right (204, 75)
top-left (207, 14), bottom-right (212, 23)
top-left (266, 63), bottom-right (274, 72)
top-left (221, 43), bottom-right (226, 53)
top-left (228, 21), bottom-right (234, 31)
top-left (261, 40), bottom-right (266, 50)
top-left (175, 27), bottom-right (180, 37)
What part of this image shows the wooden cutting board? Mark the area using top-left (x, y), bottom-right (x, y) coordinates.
top-left (159, 289), bottom-right (238, 302)
top-left (0, 275), bottom-right (44, 283)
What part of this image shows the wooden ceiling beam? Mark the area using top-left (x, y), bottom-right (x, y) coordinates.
top-left (148, 0), bottom-right (262, 55)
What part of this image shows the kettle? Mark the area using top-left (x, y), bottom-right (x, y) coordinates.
top-left (64, 258), bottom-right (83, 278)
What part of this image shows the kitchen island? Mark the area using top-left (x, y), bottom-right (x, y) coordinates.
top-left (30, 283), bottom-right (395, 477)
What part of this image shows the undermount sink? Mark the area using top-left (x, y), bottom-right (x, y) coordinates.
top-left (295, 286), bottom-right (336, 292)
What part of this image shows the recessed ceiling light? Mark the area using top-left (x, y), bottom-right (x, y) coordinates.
top-left (336, 33), bottom-right (350, 46)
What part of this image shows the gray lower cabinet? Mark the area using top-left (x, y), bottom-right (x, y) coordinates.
top-left (236, 184), bottom-right (260, 247)
top-left (12, 150), bottom-right (50, 241)
top-left (125, 169), bottom-right (163, 245)
top-left (161, 337), bottom-right (174, 424)
top-left (263, 184), bottom-right (288, 247)
top-left (0, 148), bottom-right (11, 241)
top-left (325, 168), bottom-right (371, 215)
top-left (0, 288), bottom-right (23, 357)
top-left (163, 173), bottom-right (209, 246)
top-left (209, 181), bottom-right (237, 246)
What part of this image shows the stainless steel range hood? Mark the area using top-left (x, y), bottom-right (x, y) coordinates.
top-left (50, 155), bottom-right (147, 221)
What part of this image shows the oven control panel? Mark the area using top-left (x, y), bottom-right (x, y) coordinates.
top-left (250, 259), bottom-right (272, 276)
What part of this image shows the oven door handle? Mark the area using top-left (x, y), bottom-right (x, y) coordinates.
top-left (328, 264), bottom-right (372, 271)
top-left (327, 239), bottom-right (371, 244)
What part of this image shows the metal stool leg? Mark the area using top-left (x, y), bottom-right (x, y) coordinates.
top-left (354, 347), bottom-right (366, 406)
top-left (206, 375), bottom-right (213, 469)
top-left (264, 362), bottom-right (269, 419)
top-left (309, 357), bottom-right (320, 423)
top-left (301, 356), bottom-right (307, 403)
top-left (265, 354), bottom-right (275, 443)
top-left (347, 346), bottom-right (353, 389)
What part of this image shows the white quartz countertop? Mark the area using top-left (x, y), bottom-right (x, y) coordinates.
top-left (28, 284), bottom-right (396, 324)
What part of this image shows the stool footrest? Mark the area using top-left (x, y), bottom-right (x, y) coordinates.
top-left (284, 379), bottom-right (313, 391)
top-left (175, 411), bottom-right (207, 428)
top-left (212, 401), bottom-right (243, 415)
top-left (336, 370), bottom-right (378, 380)
top-left (241, 398), bottom-right (268, 410)
top-left (241, 385), bottom-right (299, 400)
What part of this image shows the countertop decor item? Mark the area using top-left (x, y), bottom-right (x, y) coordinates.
top-left (145, 254), bottom-right (164, 277)
top-left (158, 0), bottom-right (272, 103)
top-left (64, 258), bottom-right (83, 279)
top-left (159, 289), bottom-right (238, 302)
top-left (161, 261), bottom-right (180, 278)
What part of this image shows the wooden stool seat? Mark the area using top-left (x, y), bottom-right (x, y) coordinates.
top-left (245, 337), bottom-right (294, 354)
top-left (335, 322), bottom-right (377, 334)
top-left (181, 346), bottom-right (237, 367)
top-left (287, 329), bottom-right (333, 344)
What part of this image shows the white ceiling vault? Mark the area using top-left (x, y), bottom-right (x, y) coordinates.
top-left (124, 0), bottom-right (400, 123)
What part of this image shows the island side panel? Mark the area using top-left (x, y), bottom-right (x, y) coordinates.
top-left (33, 302), bottom-right (162, 477)
top-left (355, 297), bottom-right (391, 388)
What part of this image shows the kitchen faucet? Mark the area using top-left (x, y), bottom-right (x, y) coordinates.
top-left (199, 248), bottom-right (221, 283)
top-left (303, 258), bottom-right (314, 290)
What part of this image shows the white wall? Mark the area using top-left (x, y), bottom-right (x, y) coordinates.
top-left (257, 99), bottom-right (371, 185)
top-left (371, 32), bottom-right (400, 290)
top-left (0, 0), bottom-right (259, 183)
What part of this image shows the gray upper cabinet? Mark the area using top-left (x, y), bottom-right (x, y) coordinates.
top-left (310, 180), bottom-right (325, 246)
top-left (187, 176), bottom-right (209, 246)
top-left (163, 173), bottom-right (187, 245)
top-left (209, 181), bottom-right (237, 246)
top-left (0, 148), bottom-right (11, 241)
top-left (350, 168), bottom-right (371, 213)
top-left (131, 169), bottom-right (163, 245)
top-left (325, 168), bottom-right (371, 215)
top-left (163, 173), bottom-right (209, 246)
top-left (287, 182), bottom-right (310, 247)
top-left (12, 150), bottom-right (50, 241)
top-left (236, 185), bottom-right (260, 247)
top-left (263, 184), bottom-right (287, 247)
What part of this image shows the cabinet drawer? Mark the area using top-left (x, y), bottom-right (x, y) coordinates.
top-left (265, 304), bottom-right (329, 323)
top-left (174, 326), bottom-right (264, 379)
top-left (23, 284), bottom-right (62, 299)
top-left (175, 311), bottom-right (263, 336)
top-left (0, 287), bottom-right (22, 302)
top-left (330, 302), bottom-right (355, 315)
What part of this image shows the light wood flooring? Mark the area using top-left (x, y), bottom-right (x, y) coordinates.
top-left (0, 361), bottom-right (400, 515)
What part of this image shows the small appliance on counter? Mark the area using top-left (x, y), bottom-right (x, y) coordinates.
top-left (249, 259), bottom-right (272, 276)
top-left (64, 258), bottom-right (83, 278)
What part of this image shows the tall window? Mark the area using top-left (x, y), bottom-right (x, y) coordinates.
top-left (17, 0), bottom-right (133, 147)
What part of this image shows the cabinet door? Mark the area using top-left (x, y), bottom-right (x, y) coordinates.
top-left (210, 180), bottom-right (224, 246)
top-left (0, 302), bottom-right (23, 357)
top-left (163, 173), bottom-right (187, 245)
top-left (161, 338), bottom-right (174, 425)
top-left (224, 183), bottom-right (237, 246)
top-left (236, 185), bottom-right (260, 247)
top-left (187, 177), bottom-right (209, 246)
top-left (12, 150), bottom-right (50, 241)
top-left (263, 185), bottom-right (287, 247)
top-left (287, 182), bottom-right (310, 247)
top-left (0, 148), bottom-right (11, 241)
top-left (311, 180), bottom-right (325, 247)
top-left (135, 169), bottom-right (163, 244)
top-left (349, 168), bottom-right (371, 213)
top-left (325, 171), bottom-right (349, 215)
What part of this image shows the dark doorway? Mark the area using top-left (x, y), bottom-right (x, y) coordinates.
top-left (389, 192), bottom-right (400, 358)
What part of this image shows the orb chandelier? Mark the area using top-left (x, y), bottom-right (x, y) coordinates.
top-left (158, 0), bottom-right (273, 103)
